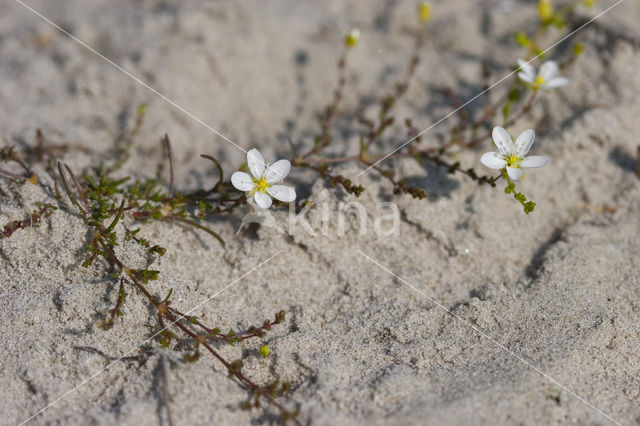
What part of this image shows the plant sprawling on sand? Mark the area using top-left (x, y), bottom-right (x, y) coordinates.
top-left (0, 1), bottom-right (604, 423)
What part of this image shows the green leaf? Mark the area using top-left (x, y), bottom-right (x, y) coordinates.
top-left (502, 103), bottom-right (511, 123)
top-left (507, 88), bottom-right (521, 102)
top-left (138, 269), bottom-right (160, 283)
top-left (515, 32), bottom-right (531, 47)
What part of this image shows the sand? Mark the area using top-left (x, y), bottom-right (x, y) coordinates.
top-left (1, 0), bottom-right (639, 425)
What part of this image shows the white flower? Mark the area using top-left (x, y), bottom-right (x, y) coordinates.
top-left (481, 126), bottom-right (548, 181)
top-left (231, 148), bottom-right (296, 209)
top-left (517, 59), bottom-right (569, 91)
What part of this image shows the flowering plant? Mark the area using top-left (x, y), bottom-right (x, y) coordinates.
top-left (0, 0), bottom-right (602, 424)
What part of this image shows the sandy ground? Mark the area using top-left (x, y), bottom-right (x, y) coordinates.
top-left (1, 0), bottom-right (640, 425)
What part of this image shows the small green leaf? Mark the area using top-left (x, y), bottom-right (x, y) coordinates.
top-left (162, 288), bottom-right (173, 303)
top-left (507, 88), bottom-right (521, 102)
top-left (515, 32), bottom-right (531, 47)
top-left (502, 103), bottom-right (511, 123)
top-left (138, 269), bottom-right (160, 283)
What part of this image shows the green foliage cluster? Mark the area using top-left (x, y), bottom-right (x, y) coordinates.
top-left (52, 124), bottom-right (298, 422)
top-left (3, 110), bottom-right (297, 423)
top-left (503, 170), bottom-right (537, 215)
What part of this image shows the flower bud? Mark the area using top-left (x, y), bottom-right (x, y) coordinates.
top-left (538, 0), bottom-right (553, 22)
top-left (345, 28), bottom-right (360, 47)
top-left (418, 2), bottom-right (431, 22)
top-left (259, 344), bottom-right (270, 357)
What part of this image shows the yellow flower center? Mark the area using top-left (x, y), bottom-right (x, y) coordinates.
top-left (533, 75), bottom-right (545, 90)
top-left (252, 176), bottom-right (270, 194)
top-left (505, 153), bottom-right (525, 179)
top-left (506, 153), bottom-right (521, 168)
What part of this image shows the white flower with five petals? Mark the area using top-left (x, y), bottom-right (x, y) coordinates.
top-left (231, 148), bottom-right (296, 209)
top-left (481, 126), bottom-right (548, 181)
top-left (517, 59), bottom-right (569, 91)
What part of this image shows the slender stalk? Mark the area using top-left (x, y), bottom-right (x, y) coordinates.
top-left (163, 134), bottom-right (175, 197)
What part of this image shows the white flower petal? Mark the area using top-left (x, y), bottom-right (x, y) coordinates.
top-left (231, 171), bottom-right (255, 191)
top-left (264, 159), bottom-right (291, 184)
top-left (544, 76), bottom-right (569, 89)
top-left (520, 155), bottom-right (548, 168)
top-left (267, 185), bottom-right (296, 202)
top-left (514, 129), bottom-right (535, 157)
top-left (518, 71), bottom-right (535, 84)
top-left (517, 59), bottom-right (536, 80)
top-left (539, 60), bottom-right (559, 81)
top-left (480, 152), bottom-right (507, 169)
top-left (492, 126), bottom-right (514, 155)
top-left (253, 191), bottom-right (273, 209)
top-left (247, 148), bottom-right (266, 179)
top-left (506, 166), bottom-right (524, 181)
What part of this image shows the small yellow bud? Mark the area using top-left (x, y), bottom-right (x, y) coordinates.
top-left (573, 43), bottom-right (584, 56)
top-left (27, 174), bottom-right (38, 185)
top-left (538, 0), bottom-right (553, 22)
top-left (418, 2), bottom-right (431, 22)
top-left (583, 0), bottom-right (596, 6)
top-left (259, 344), bottom-right (270, 357)
top-left (344, 29), bottom-right (360, 47)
